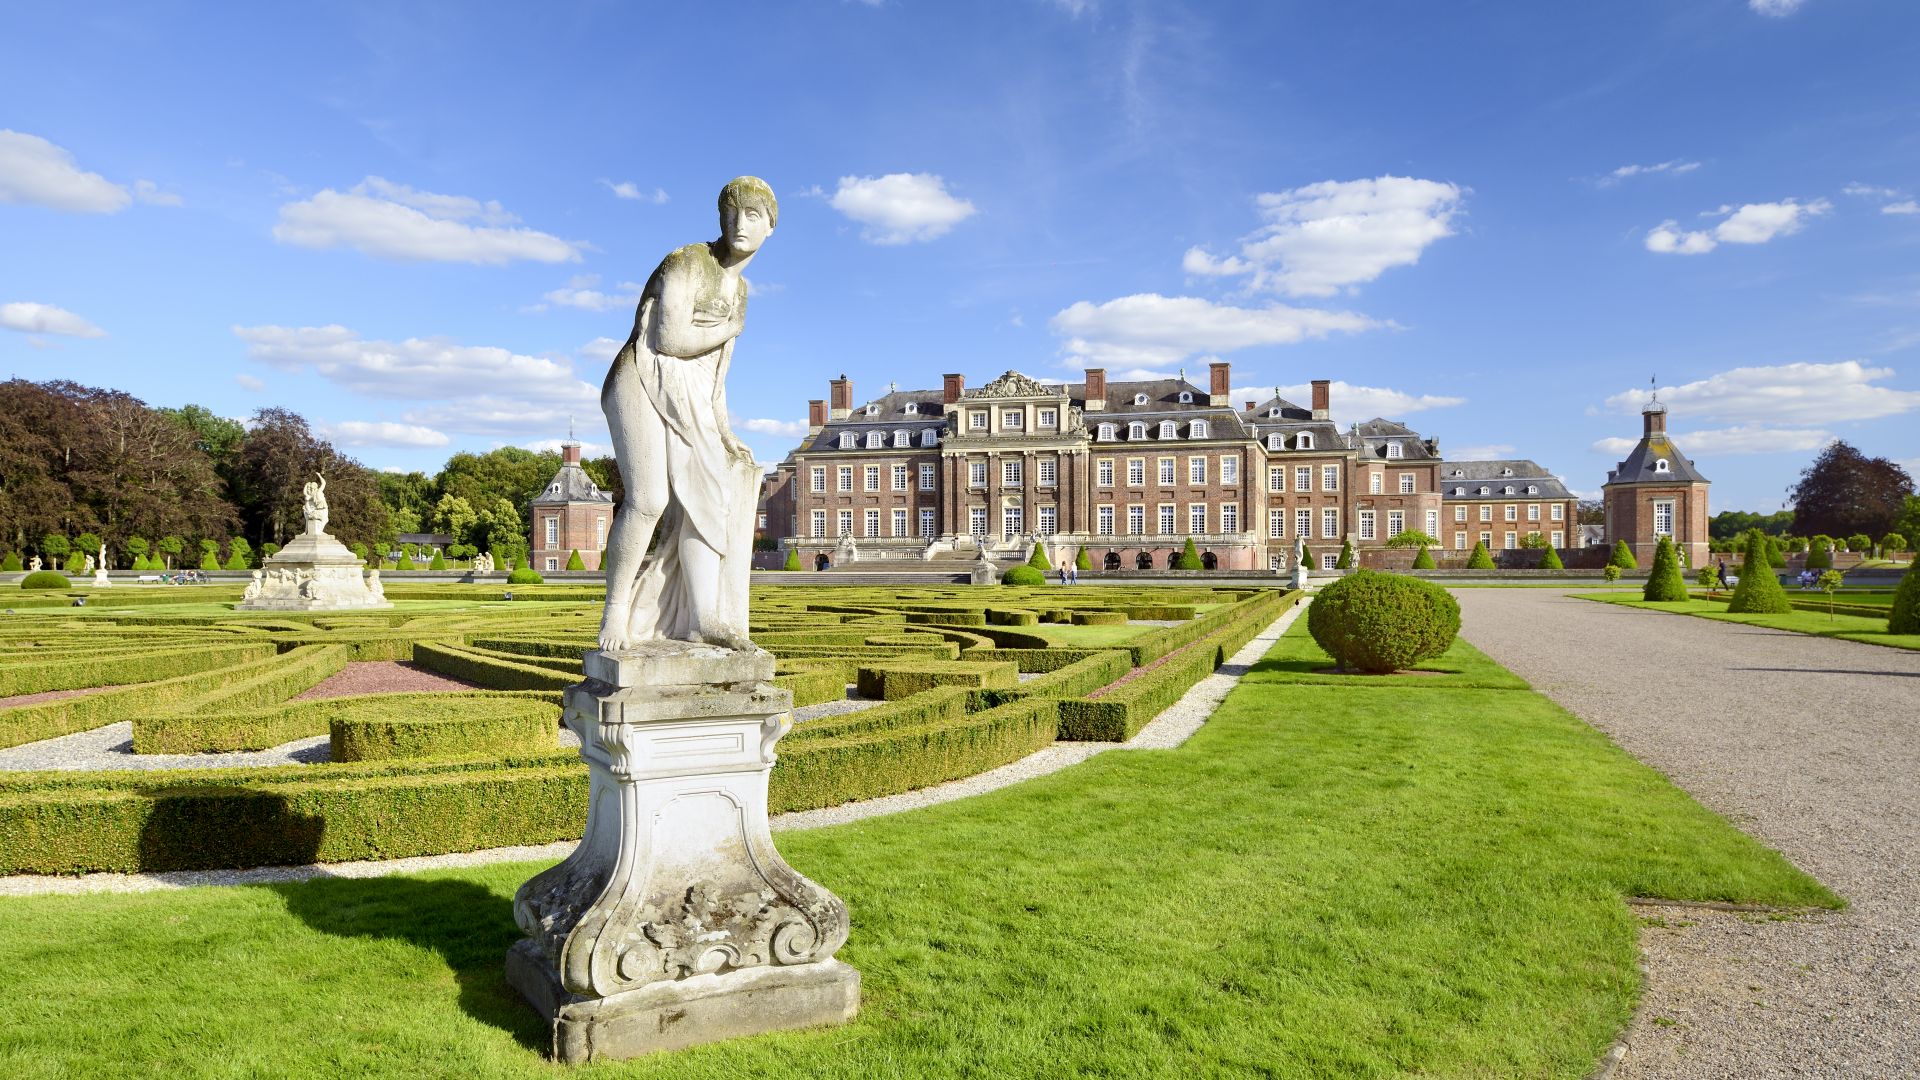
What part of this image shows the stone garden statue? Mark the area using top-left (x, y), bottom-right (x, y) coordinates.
top-left (83, 553), bottom-right (95, 573)
top-left (28, 556), bottom-right (40, 572)
top-left (596, 177), bottom-right (773, 651)
top-left (364, 568), bottom-right (384, 603)
top-left (98, 543), bottom-right (107, 569)
top-left (243, 570), bottom-right (263, 601)
top-left (302, 474), bottom-right (328, 536)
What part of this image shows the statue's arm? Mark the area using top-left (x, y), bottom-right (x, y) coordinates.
top-left (649, 258), bottom-right (742, 359)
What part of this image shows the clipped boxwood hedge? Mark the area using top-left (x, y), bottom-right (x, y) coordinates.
top-left (0, 642), bottom-right (282, 750)
top-left (413, 641), bottom-right (577, 691)
top-left (855, 660), bottom-right (1017, 700)
top-left (332, 701), bottom-right (556, 762)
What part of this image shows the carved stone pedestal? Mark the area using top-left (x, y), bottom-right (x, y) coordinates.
top-left (507, 642), bottom-right (857, 1063)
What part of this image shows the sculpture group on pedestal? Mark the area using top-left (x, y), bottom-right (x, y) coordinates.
top-left (234, 474), bottom-right (389, 611)
top-left (506, 178), bottom-right (857, 1063)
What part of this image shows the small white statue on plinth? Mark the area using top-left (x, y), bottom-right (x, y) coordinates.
top-left (364, 568), bottom-right (384, 603)
top-left (1292, 536), bottom-right (1311, 591)
top-left (508, 178), bottom-right (856, 1063)
top-left (29, 555), bottom-right (41, 572)
top-left (243, 570), bottom-right (263, 601)
top-left (83, 553), bottom-right (95, 573)
top-left (302, 474), bottom-right (328, 536)
top-left (234, 473), bottom-right (389, 611)
top-left (92, 544), bottom-right (112, 587)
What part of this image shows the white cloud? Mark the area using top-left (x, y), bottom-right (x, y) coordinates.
top-left (578, 336), bottom-right (624, 363)
top-left (322, 420), bottom-right (452, 448)
top-left (533, 274), bottom-right (642, 313)
top-left (1645, 198), bottom-right (1830, 254)
top-left (232, 324), bottom-right (598, 409)
top-left (234, 373), bottom-right (266, 392)
top-left (1275, 380), bottom-right (1464, 426)
top-left (0, 130), bottom-right (134, 213)
top-left (1186, 176), bottom-right (1464, 298)
top-left (1604, 361), bottom-right (1920, 426)
top-left (1050, 293), bottom-right (1376, 367)
top-left (601, 179), bottom-right (668, 204)
top-left (1884, 201), bottom-right (1920, 216)
top-left (1599, 160), bottom-right (1701, 186)
top-left (1592, 425), bottom-right (1832, 457)
top-left (1448, 443), bottom-right (1517, 460)
top-left (0, 301), bottom-right (106, 338)
top-left (272, 176), bottom-right (581, 264)
top-left (734, 417), bottom-right (810, 439)
top-left (1749, 0), bottom-right (1804, 15)
top-left (1843, 182), bottom-right (1900, 199)
top-left (520, 437), bottom-right (614, 457)
top-left (132, 179), bottom-right (182, 207)
top-left (828, 173), bottom-right (977, 244)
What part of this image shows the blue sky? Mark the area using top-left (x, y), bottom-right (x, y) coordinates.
top-left (4, 0), bottom-right (1917, 512)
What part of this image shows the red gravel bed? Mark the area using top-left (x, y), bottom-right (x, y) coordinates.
top-left (0, 685), bottom-right (117, 710)
top-left (1085, 634), bottom-right (1211, 700)
top-left (293, 661), bottom-right (483, 700)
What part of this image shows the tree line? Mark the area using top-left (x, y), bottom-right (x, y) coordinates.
top-left (1707, 441), bottom-right (1917, 557)
top-left (0, 378), bottom-right (617, 571)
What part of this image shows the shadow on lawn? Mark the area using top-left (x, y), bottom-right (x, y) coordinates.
top-left (276, 873), bottom-right (549, 1052)
top-left (1732, 666), bottom-right (1920, 679)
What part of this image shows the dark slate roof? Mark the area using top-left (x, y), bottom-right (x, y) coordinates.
top-left (1353, 418), bottom-right (1440, 461)
top-left (1245, 394), bottom-right (1315, 422)
top-left (797, 418), bottom-right (947, 453)
top-left (1607, 432), bottom-right (1710, 485)
top-left (1438, 459), bottom-right (1575, 500)
top-left (847, 388), bottom-right (948, 419)
top-left (1072, 377), bottom-right (1211, 415)
top-left (532, 462), bottom-right (612, 505)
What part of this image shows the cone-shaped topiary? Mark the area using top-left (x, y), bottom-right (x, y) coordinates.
top-left (1334, 538), bottom-right (1355, 570)
top-left (1466, 540), bottom-right (1495, 570)
top-left (1075, 545), bottom-right (1092, 571)
top-left (1026, 543), bottom-right (1052, 572)
top-left (199, 550), bottom-right (220, 571)
top-left (1642, 537), bottom-right (1688, 601)
top-left (1888, 558), bottom-right (1920, 634)
top-left (0, 552), bottom-right (19, 572)
top-left (395, 554), bottom-right (416, 570)
top-left (1173, 537), bottom-right (1203, 570)
top-left (562, 549), bottom-right (582, 571)
top-left (430, 549), bottom-right (449, 570)
top-left (1608, 540), bottom-right (1637, 570)
top-left (1307, 569), bottom-right (1461, 674)
top-left (1411, 545), bottom-right (1436, 570)
top-left (1539, 545), bottom-right (1564, 571)
top-left (1805, 537), bottom-right (1834, 570)
top-left (782, 547), bottom-right (801, 571)
top-left (1727, 531), bottom-right (1793, 614)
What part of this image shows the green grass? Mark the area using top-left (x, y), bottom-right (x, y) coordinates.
top-left (0, 627), bottom-right (1834, 1078)
top-left (1583, 594), bottom-right (1920, 651)
top-left (1025, 622), bottom-right (1155, 647)
top-left (1246, 619), bottom-right (1531, 689)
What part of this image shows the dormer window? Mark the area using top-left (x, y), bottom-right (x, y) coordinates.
top-left (1501, 467), bottom-right (1513, 477)
top-left (1097, 423), bottom-right (1116, 441)
top-left (893, 429), bottom-right (911, 448)
top-left (904, 403), bottom-right (918, 416)
top-left (1453, 487), bottom-right (1465, 496)
top-left (549, 483), bottom-right (561, 494)
top-left (1385, 442), bottom-right (1403, 459)
top-left (920, 428), bottom-right (938, 447)
top-left (1298, 433), bottom-right (1314, 450)
top-left (1158, 420), bottom-right (1177, 439)
top-left (1133, 393), bottom-right (1149, 406)
top-left (866, 431), bottom-right (884, 449)
top-left (1479, 486), bottom-right (1490, 495)
top-left (1129, 422), bottom-right (1147, 440)
top-left (1177, 391), bottom-right (1193, 404)
top-left (1267, 433), bottom-right (1283, 451)
top-left (838, 433), bottom-right (855, 449)
top-left (1269, 407), bottom-right (1281, 419)
top-left (1190, 420), bottom-right (1209, 439)
top-left (865, 404), bottom-right (880, 417)
top-left (1503, 486), bottom-right (1515, 495)
top-left (1451, 469), bottom-right (1464, 478)
top-left (1654, 458), bottom-right (1670, 473)
top-left (1526, 485), bottom-right (1538, 495)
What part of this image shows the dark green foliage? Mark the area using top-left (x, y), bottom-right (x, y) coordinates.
top-left (1069, 610), bottom-right (1126, 625)
top-left (1466, 541), bottom-right (1495, 570)
top-left (1847, 534), bottom-right (1874, 553)
top-left (1727, 531), bottom-right (1794, 614)
top-left (1882, 532), bottom-right (1908, 554)
top-left (1025, 544), bottom-right (1052, 572)
top-left (782, 547), bottom-right (801, 571)
top-left (1001, 565), bottom-right (1045, 586)
top-left (1608, 540), bottom-right (1637, 570)
top-left (1889, 560), bottom-right (1920, 635)
top-left (1, 552), bottom-right (20, 571)
top-left (425, 548), bottom-right (446, 570)
top-left (1174, 537), bottom-right (1203, 570)
top-left (1804, 536), bottom-right (1834, 570)
top-left (225, 537), bottom-right (252, 570)
top-left (1075, 545), bottom-right (1092, 571)
top-left (1411, 546), bottom-right (1436, 570)
top-left (856, 661), bottom-right (1018, 700)
top-left (38, 535), bottom-right (70, 561)
top-left (1789, 440), bottom-right (1913, 540)
top-left (18, 570), bottom-right (71, 590)
top-left (1765, 536), bottom-right (1786, 568)
top-left (1308, 570), bottom-right (1460, 674)
top-left (506, 565), bottom-right (543, 584)
top-left (1538, 546), bottom-right (1564, 571)
top-left (1334, 538), bottom-right (1355, 570)
top-left (1642, 537), bottom-right (1688, 602)
top-left (562, 549), bottom-right (583, 571)
top-left (331, 704), bottom-right (556, 762)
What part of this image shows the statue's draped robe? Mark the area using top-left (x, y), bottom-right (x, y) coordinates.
top-left (614, 243), bottom-right (760, 642)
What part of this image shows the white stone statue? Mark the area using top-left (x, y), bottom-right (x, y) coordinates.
top-left (98, 543), bottom-right (107, 569)
top-left (597, 176), bottom-right (773, 651)
top-left (83, 553), bottom-right (95, 573)
top-left (364, 568), bottom-right (384, 602)
top-left (28, 555), bottom-right (40, 572)
top-left (243, 570), bottom-right (263, 601)
top-left (302, 474), bottom-right (328, 536)
top-left (295, 568), bottom-right (313, 598)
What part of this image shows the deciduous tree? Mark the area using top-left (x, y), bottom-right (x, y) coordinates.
top-left (1788, 441), bottom-right (1914, 541)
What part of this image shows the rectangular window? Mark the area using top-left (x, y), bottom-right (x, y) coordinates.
top-left (1551, 530), bottom-right (1564, 548)
top-left (1128, 505), bottom-right (1145, 534)
top-left (1480, 505), bottom-right (1492, 522)
top-left (864, 466), bottom-right (880, 492)
top-left (1388, 509), bottom-right (1405, 536)
top-left (1039, 506), bottom-right (1057, 534)
top-left (1504, 504), bottom-right (1517, 522)
top-left (1159, 457), bottom-right (1176, 485)
top-left (1002, 409), bottom-right (1023, 430)
top-left (1425, 509), bottom-right (1438, 538)
top-left (1454, 531), bottom-right (1467, 550)
top-left (865, 509), bottom-right (881, 538)
top-left (1369, 472), bottom-right (1382, 495)
top-left (810, 467), bottom-right (826, 493)
top-left (1097, 506), bottom-right (1114, 536)
top-left (1037, 408), bottom-right (1057, 428)
top-left (1322, 465), bottom-right (1339, 491)
top-left (1358, 509), bottom-right (1376, 541)
top-left (1190, 504), bottom-right (1208, 534)
top-left (919, 463), bottom-right (936, 491)
top-left (919, 508), bottom-right (935, 538)
top-left (1527, 503), bottom-right (1541, 521)
top-left (811, 510), bottom-right (826, 538)
top-left (1321, 553), bottom-right (1339, 571)
top-left (891, 508), bottom-right (907, 537)
top-left (892, 465), bottom-right (908, 491)
top-left (1221, 504), bottom-right (1238, 533)
top-left (1003, 506), bottom-right (1023, 538)
top-left (1480, 531), bottom-right (1492, 550)
top-left (1038, 458), bottom-right (1057, 486)
top-left (1127, 458), bottom-right (1145, 485)
top-left (1188, 457), bottom-right (1207, 485)
top-left (1653, 500), bottom-right (1674, 537)
top-left (1221, 457), bottom-right (1238, 484)
top-left (1550, 503), bottom-right (1564, 521)
top-left (970, 507), bottom-right (988, 537)
top-left (969, 410), bottom-right (988, 430)
top-left (1097, 459), bottom-right (1114, 486)
top-left (969, 461), bottom-right (987, 487)
top-left (546, 558), bottom-right (558, 571)
top-left (1322, 508), bottom-right (1339, 539)
top-left (1297, 508), bottom-right (1312, 539)
top-left (1003, 459), bottom-right (1023, 486)
top-left (597, 516), bottom-right (607, 545)
top-left (838, 467), bottom-right (853, 493)
top-left (1269, 508), bottom-right (1286, 538)
top-left (1399, 473), bottom-right (1415, 494)
top-left (1455, 505), bottom-right (1467, 523)
top-left (545, 517), bottom-right (557, 546)
top-left (1159, 504), bottom-right (1176, 534)
top-left (838, 510), bottom-right (853, 536)
top-left (1269, 467), bottom-right (1286, 493)
top-left (1295, 466), bottom-right (1311, 492)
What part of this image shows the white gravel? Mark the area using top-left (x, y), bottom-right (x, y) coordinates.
top-left (1454, 588), bottom-right (1920, 1080)
top-left (0, 600), bottom-right (1304, 896)
top-left (0, 720), bottom-right (581, 771)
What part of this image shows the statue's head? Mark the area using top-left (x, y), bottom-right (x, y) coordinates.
top-left (718, 176), bottom-right (777, 256)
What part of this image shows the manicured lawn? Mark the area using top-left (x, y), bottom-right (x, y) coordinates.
top-left (0, 620), bottom-right (1834, 1078)
top-left (1247, 618), bottom-right (1530, 689)
top-left (1583, 594), bottom-right (1920, 652)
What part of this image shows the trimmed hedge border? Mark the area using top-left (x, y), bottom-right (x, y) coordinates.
top-left (855, 660), bottom-right (1018, 700)
top-left (332, 700), bottom-right (556, 762)
top-left (413, 641), bottom-right (578, 691)
top-left (0, 642), bottom-right (281, 750)
top-left (0, 642), bottom-right (278, 698)
top-left (133, 689), bottom-right (562, 755)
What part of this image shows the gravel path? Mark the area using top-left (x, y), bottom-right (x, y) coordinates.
top-left (1454, 589), bottom-right (1920, 1080)
top-left (0, 600), bottom-right (1305, 895)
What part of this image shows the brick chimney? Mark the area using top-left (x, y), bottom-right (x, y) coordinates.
top-left (942, 373), bottom-right (965, 405)
top-left (561, 440), bottom-right (582, 466)
top-left (829, 375), bottom-right (852, 420)
top-left (808, 399), bottom-right (828, 434)
top-left (1083, 368), bottom-right (1107, 411)
top-left (1244, 401), bottom-right (1256, 412)
top-left (1311, 379), bottom-right (1331, 421)
top-left (1209, 361), bottom-right (1230, 406)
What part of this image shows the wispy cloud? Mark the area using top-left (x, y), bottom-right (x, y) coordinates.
top-left (321, 420), bottom-right (452, 448)
top-left (1646, 198), bottom-right (1830, 255)
top-left (1749, 0), bottom-right (1805, 16)
top-left (0, 301), bottom-right (106, 338)
top-left (1597, 159), bottom-right (1700, 186)
top-left (600, 179), bottom-right (668, 204)
top-left (1604, 361), bottom-right (1920, 425)
top-left (1051, 293), bottom-right (1376, 367)
top-left (273, 176), bottom-right (581, 264)
top-left (528, 274), bottom-right (642, 313)
top-left (0, 130), bottom-right (177, 214)
top-left (828, 173), bottom-right (977, 244)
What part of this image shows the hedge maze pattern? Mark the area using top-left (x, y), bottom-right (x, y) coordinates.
top-left (0, 582), bottom-right (1296, 873)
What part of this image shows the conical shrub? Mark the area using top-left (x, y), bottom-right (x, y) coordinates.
top-left (1608, 540), bottom-right (1637, 570)
top-left (1174, 537), bottom-right (1202, 570)
top-left (1334, 538), bottom-right (1355, 570)
top-left (1075, 545), bottom-right (1092, 571)
top-left (1466, 540), bottom-right (1495, 570)
top-left (1539, 546), bottom-right (1564, 571)
top-left (563, 549), bottom-right (583, 571)
top-left (1727, 531), bottom-right (1792, 613)
top-left (1888, 559), bottom-right (1920, 634)
top-left (1411, 545), bottom-right (1436, 570)
top-left (1026, 543), bottom-right (1051, 572)
top-left (1642, 537), bottom-right (1688, 601)
top-left (782, 547), bottom-right (801, 571)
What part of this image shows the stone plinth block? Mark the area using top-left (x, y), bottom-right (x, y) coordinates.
top-left (236, 527), bottom-right (390, 612)
top-left (508, 642), bottom-right (857, 1063)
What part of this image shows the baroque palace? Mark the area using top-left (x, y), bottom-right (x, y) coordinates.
top-left (761, 364), bottom-right (1616, 571)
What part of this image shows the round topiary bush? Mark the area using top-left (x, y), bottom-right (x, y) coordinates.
top-left (1001, 565), bottom-right (1045, 586)
top-left (506, 566), bottom-right (544, 585)
top-left (1307, 569), bottom-right (1461, 674)
top-left (18, 570), bottom-right (73, 590)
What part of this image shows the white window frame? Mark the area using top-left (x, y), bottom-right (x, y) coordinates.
top-left (1220, 504), bottom-right (1238, 533)
top-left (1358, 510), bottom-right (1376, 541)
top-left (1003, 505), bottom-right (1023, 538)
top-left (1188, 456), bottom-right (1207, 485)
top-left (919, 508), bottom-right (936, 538)
top-left (1322, 508), bottom-right (1339, 539)
top-left (1295, 466), bottom-right (1311, 493)
top-left (1191, 420), bottom-right (1209, 439)
top-left (865, 509), bottom-right (881, 538)
top-left (969, 410), bottom-right (989, 430)
top-left (892, 464), bottom-right (909, 491)
top-left (1322, 465), bottom-right (1339, 491)
top-left (810, 467), bottom-right (826, 493)
top-left (1551, 503), bottom-right (1565, 521)
top-left (866, 431), bottom-right (884, 450)
top-left (1159, 504), bottom-right (1176, 534)
top-left (1269, 508), bottom-right (1286, 538)
top-left (1189, 504), bottom-right (1207, 534)
top-left (1003, 459), bottom-right (1023, 486)
top-left (1455, 505), bottom-right (1467, 522)
top-left (1038, 408), bottom-right (1058, 429)
top-left (1296, 508), bottom-right (1312, 538)
top-left (1653, 499), bottom-right (1675, 537)
top-left (919, 463), bottom-right (936, 491)
top-left (969, 461), bottom-right (988, 487)
top-left (1038, 458), bottom-right (1057, 486)
top-left (1159, 457), bottom-right (1176, 485)
top-left (1298, 433), bottom-right (1314, 450)
top-left (1159, 420), bottom-right (1178, 439)
top-left (1097, 506), bottom-right (1115, 536)
top-left (1399, 473), bottom-right (1415, 495)
top-left (1369, 473), bottom-right (1382, 495)
top-left (1127, 458), bottom-right (1145, 486)
top-left (1386, 442), bottom-right (1403, 459)
top-left (1388, 509), bottom-right (1405, 536)
top-left (837, 510), bottom-right (853, 536)
top-left (1221, 457), bottom-right (1238, 484)
top-left (969, 507), bottom-right (988, 538)
top-left (1038, 506), bottom-right (1057, 535)
top-left (838, 467), bottom-right (853, 493)
top-left (891, 508), bottom-right (908, 537)
top-left (1097, 459), bottom-right (1114, 486)
top-left (810, 510), bottom-right (826, 538)
top-left (1002, 409), bottom-right (1024, 430)
top-left (1127, 505), bottom-right (1145, 535)
top-left (864, 466), bottom-right (880, 492)
top-left (1269, 467), bottom-right (1286, 493)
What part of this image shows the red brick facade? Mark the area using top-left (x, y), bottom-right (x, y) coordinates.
top-left (1602, 402), bottom-right (1712, 567)
top-left (529, 441), bottom-right (613, 572)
